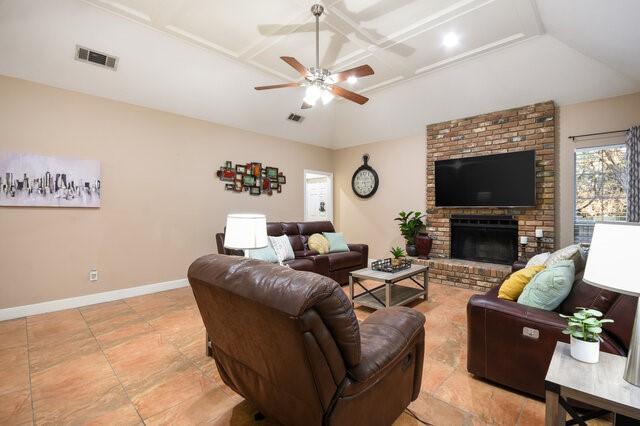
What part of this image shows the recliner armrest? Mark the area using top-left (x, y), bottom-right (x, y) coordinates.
top-left (348, 307), bottom-right (425, 383)
top-left (467, 292), bottom-right (567, 330)
top-left (347, 244), bottom-right (369, 268)
top-left (308, 254), bottom-right (330, 276)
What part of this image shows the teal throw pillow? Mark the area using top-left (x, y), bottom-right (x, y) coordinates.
top-left (322, 232), bottom-right (350, 253)
top-left (517, 260), bottom-right (575, 311)
top-left (245, 245), bottom-right (278, 263)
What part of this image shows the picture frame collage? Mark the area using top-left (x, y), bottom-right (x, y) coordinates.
top-left (216, 161), bottom-right (286, 196)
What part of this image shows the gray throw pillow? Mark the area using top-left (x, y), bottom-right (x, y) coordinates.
top-left (269, 235), bottom-right (295, 263)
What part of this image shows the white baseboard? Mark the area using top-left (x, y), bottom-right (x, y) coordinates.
top-left (0, 278), bottom-right (188, 321)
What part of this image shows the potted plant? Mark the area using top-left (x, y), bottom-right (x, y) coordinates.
top-left (560, 308), bottom-right (614, 363)
top-left (394, 211), bottom-right (425, 257)
top-left (390, 246), bottom-right (405, 267)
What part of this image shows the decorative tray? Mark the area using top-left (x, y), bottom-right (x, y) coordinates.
top-left (371, 258), bottom-right (412, 273)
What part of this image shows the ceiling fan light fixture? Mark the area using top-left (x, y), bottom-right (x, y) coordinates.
top-left (304, 85), bottom-right (322, 105)
top-left (253, 4), bottom-right (373, 108)
top-left (321, 89), bottom-right (334, 105)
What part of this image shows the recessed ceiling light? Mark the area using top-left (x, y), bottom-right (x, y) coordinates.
top-left (443, 32), bottom-right (459, 48)
top-left (347, 75), bottom-right (358, 85)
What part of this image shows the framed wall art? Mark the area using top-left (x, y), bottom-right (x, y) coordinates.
top-left (0, 152), bottom-right (101, 208)
top-left (217, 160), bottom-right (286, 196)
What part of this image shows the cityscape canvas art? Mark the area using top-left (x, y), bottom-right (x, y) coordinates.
top-left (0, 153), bottom-right (101, 207)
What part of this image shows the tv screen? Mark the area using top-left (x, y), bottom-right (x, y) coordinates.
top-left (435, 150), bottom-right (536, 207)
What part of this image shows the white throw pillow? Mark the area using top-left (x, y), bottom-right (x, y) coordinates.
top-left (269, 235), bottom-right (295, 263)
top-left (544, 244), bottom-right (586, 273)
top-left (526, 252), bottom-right (551, 268)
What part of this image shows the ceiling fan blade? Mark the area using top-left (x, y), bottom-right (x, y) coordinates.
top-left (328, 65), bottom-right (374, 84)
top-left (301, 101), bottom-right (313, 109)
top-left (329, 85), bottom-right (369, 105)
top-left (280, 56), bottom-right (309, 77)
top-left (254, 83), bottom-right (301, 91)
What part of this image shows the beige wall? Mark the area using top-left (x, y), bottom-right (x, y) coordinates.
top-left (333, 136), bottom-right (426, 259)
top-left (0, 76), bottom-right (333, 308)
top-left (557, 92), bottom-right (640, 247)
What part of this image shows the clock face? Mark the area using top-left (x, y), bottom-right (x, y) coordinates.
top-left (352, 168), bottom-right (378, 198)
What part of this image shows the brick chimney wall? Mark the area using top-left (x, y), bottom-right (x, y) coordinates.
top-left (425, 101), bottom-right (556, 259)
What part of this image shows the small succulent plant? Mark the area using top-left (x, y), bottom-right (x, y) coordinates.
top-left (560, 308), bottom-right (614, 343)
top-left (390, 246), bottom-right (405, 259)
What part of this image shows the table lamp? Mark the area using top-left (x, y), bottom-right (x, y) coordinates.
top-left (583, 222), bottom-right (640, 386)
top-left (223, 213), bottom-right (268, 252)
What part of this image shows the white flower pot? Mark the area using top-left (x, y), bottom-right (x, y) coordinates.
top-left (570, 335), bottom-right (600, 363)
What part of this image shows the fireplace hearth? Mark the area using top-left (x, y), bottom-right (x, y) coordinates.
top-left (450, 215), bottom-right (518, 265)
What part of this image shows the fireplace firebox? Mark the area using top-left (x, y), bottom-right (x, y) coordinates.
top-left (450, 215), bottom-right (518, 264)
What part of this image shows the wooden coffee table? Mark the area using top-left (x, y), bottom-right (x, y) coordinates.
top-left (348, 264), bottom-right (429, 309)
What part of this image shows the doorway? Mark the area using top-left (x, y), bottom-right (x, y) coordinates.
top-left (304, 170), bottom-right (333, 222)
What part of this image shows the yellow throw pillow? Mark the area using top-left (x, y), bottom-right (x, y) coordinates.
top-left (308, 233), bottom-right (329, 254)
top-left (498, 265), bottom-right (545, 301)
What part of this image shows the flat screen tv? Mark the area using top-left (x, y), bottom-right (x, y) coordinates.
top-left (435, 150), bottom-right (536, 207)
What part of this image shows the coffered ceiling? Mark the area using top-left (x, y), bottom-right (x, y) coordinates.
top-left (1, 0), bottom-right (639, 148)
top-left (84, 0), bottom-right (543, 94)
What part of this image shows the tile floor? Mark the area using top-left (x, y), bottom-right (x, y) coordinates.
top-left (0, 283), bottom-right (611, 425)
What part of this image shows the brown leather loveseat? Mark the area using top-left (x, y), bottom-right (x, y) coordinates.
top-left (216, 221), bottom-right (368, 285)
top-left (467, 262), bottom-right (635, 398)
top-left (188, 254), bottom-right (425, 425)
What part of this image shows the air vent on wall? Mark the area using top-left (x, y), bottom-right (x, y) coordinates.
top-left (287, 113), bottom-right (304, 123)
top-left (75, 45), bottom-right (118, 70)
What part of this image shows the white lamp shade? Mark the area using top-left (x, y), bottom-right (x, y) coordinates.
top-left (224, 214), bottom-right (268, 250)
top-left (583, 222), bottom-right (640, 296)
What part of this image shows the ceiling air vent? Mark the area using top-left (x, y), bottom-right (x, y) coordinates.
top-left (287, 113), bottom-right (304, 123)
top-left (75, 45), bottom-right (118, 70)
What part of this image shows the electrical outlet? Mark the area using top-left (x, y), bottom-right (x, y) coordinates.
top-left (89, 269), bottom-right (98, 282)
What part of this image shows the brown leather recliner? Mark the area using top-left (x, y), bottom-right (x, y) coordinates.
top-left (188, 254), bottom-right (425, 425)
top-left (467, 262), bottom-right (636, 398)
top-left (215, 221), bottom-right (369, 285)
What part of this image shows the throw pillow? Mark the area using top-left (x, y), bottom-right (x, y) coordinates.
top-left (498, 265), bottom-right (545, 301)
top-left (245, 243), bottom-right (278, 263)
top-left (269, 235), bottom-right (295, 263)
top-left (544, 244), bottom-right (586, 274)
top-left (517, 260), bottom-right (575, 310)
top-left (323, 232), bottom-right (350, 253)
top-left (308, 233), bottom-right (329, 254)
top-left (526, 252), bottom-right (551, 268)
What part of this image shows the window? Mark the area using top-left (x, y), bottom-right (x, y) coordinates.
top-left (574, 145), bottom-right (627, 243)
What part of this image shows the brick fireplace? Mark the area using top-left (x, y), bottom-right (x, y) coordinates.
top-left (419, 101), bottom-right (556, 291)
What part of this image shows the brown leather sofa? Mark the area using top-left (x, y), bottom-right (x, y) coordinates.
top-left (215, 221), bottom-right (368, 285)
top-left (467, 262), bottom-right (636, 398)
top-left (188, 254), bottom-right (425, 426)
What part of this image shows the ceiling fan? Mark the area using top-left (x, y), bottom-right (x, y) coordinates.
top-left (254, 4), bottom-right (374, 109)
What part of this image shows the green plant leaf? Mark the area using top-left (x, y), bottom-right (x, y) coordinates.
top-left (599, 319), bottom-right (614, 323)
top-left (583, 317), bottom-right (598, 325)
top-left (572, 331), bottom-right (584, 339)
top-left (587, 326), bottom-right (602, 334)
top-left (584, 309), bottom-right (603, 317)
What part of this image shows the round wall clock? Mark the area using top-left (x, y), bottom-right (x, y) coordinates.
top-left (351, 154), bottom-right (379, 198)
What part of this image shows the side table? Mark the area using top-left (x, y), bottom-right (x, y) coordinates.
top-left (545, 342), bottom-right (640, 425)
